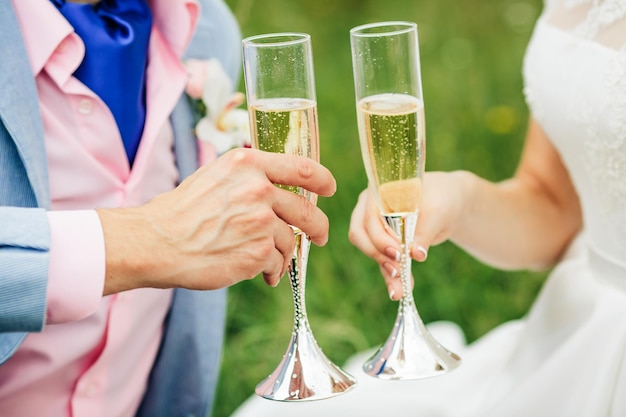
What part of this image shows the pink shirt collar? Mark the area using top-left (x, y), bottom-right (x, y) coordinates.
top-left (13, 0), bottom-right (199, 77)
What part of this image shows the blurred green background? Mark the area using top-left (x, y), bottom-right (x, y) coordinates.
top-left (215, 0), bottom-right (546, 416)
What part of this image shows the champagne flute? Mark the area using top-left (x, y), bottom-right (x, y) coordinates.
top-left (242, 32), bottom-right (357, 401)
top-left (350, 21), bottom-right (461, 379)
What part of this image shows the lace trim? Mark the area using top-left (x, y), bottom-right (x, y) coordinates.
top-left (564, 0), bottom-right (626, 39)
top-left (579, 45), bottom-right (626, 225)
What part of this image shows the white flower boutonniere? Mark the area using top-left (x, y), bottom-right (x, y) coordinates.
top-left (184, 58), bottom-right (251, 163)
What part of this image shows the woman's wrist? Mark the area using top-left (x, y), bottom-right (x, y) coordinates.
top-left (447, 169), bottom-right (480, 243)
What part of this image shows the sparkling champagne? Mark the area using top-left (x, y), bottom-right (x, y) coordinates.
top-left (250, 98), bottom-right (319, 204)
top-left (357, 93), bottom-right (425, 215)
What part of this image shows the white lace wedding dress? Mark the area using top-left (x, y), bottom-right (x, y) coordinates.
top-left (232, 1), bottom-right (626, 416)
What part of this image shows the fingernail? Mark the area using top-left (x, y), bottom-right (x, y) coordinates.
top-left (270, 277), bottom-right (279, 287)
top-left (415, 245), bottom-right (428, 261)
top-left (388, 289), bottom-right (396, 300)
top-left (385, 247), bottom-right (401, 262)
top-left (383, 262), bottom-right (398, 279)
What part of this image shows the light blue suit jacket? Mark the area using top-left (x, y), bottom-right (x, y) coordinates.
top-left (0, 1), bottom-right (241, 416)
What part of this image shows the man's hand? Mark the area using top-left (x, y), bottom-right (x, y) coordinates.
top-left (98, 148), bottom-right (336, 295)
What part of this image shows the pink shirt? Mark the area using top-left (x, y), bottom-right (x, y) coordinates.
top-left (0, 1), bottom-right (199, 416)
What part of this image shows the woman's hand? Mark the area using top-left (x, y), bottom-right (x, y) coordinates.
top-left (349, 120), bottom-right (583, 300)
top-left (349, 171), bottom-right (471, 300)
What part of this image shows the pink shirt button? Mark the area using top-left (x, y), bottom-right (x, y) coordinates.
top-left (79, 381), bottom-right (98, 397)
top-left (78, 98), bottom-right (93, 115)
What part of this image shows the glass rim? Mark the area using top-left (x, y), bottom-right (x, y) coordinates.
top-left (242, 32), bottom-right (311, 48)
top-left (349, 21), bottom-right (417, 37)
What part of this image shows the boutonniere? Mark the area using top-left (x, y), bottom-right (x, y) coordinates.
top-left (184, 58), bottom-right (251, 162)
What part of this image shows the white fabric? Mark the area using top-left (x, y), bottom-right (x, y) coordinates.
top-left (232, 1), bottom-right (626, 416)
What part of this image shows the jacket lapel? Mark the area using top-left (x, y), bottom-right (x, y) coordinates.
top-left (0, 0), bottom-right (50, 208)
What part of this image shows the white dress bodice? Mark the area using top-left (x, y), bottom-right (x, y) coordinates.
top-left (524, 0), bottom-right (626, 266)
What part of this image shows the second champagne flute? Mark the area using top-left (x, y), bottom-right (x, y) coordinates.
top-left (350, 21), bottom-right (461, 380)
top-left (242, 32), bottom-right (357, 401)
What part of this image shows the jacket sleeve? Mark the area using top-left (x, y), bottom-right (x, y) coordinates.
top-left (0, 1), bottom-right (53, 364)
top-left (0, 206), bottom-right (49, 334)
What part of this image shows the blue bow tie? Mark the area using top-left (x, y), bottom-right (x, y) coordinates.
top-left (50, 0), bottom-right (153, 166)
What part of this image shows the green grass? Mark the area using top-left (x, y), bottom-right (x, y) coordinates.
top-left (214, 1), bottom-right (546, 416)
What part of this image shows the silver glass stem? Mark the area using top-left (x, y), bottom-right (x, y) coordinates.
top-left (255, 230), bottom-right (357, 401)
top-left (290, 231), bottom-right (310, 333)
top-left (385, 213), bottom-right (418, 312)
top-left (363, 213), bottom-right (461, 379)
